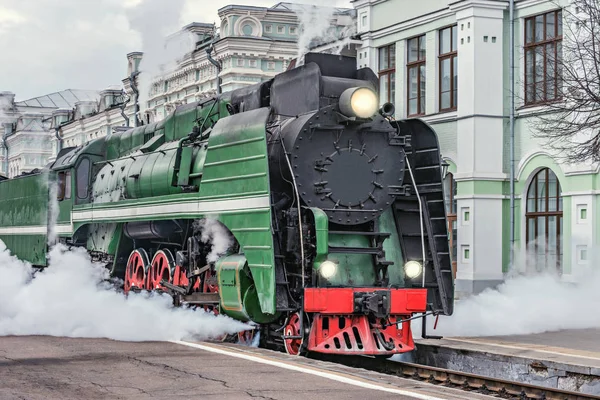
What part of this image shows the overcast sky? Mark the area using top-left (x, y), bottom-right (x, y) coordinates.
top-left (0, 0), bottom-right (350, 101)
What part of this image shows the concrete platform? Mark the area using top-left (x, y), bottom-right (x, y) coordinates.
top-left (414, 328), bottom-right (600, 395)
top-left (0, 335), bottom-right (494, 400)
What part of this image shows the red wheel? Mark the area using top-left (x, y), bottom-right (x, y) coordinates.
top-left (284, 313), bottom-right (303, 356)
top-left (124, 249), bottom-right (149, 294)
top-left (147, 250), bottom-right (175, 290)
top-left (238, 330), bottom-right (255, 346)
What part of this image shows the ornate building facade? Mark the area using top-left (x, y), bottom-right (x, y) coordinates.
top-left (353, 0), bottom-right (592, 298)
top-left (142, 3), bottom-right (355, 124)
top-left (0, 90), bottom-right (99, 178)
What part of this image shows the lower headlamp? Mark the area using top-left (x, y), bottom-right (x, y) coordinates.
top-left (319, 260), bottom-right (338, 279)
top-left (404, 260), bottom-right (423, 279)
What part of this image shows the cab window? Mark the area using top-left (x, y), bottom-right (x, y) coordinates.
top-left (76, 158), bottom-right (91, 200)
top-left (57, 171), bottom-right (71, 201)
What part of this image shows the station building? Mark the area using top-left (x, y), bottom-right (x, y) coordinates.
top-left (49, 3), bottom-right (355, 162)
top-left (352, 0), bottom-right (593, 298)
top-left (0, 90), bottom-right (99, 178)
top-left (141, 3), bottom-right (355, 124)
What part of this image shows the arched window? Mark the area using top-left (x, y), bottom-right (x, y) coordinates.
top-left (444, 172), bottom-right (457, 277)
top-left (526, 168), bottom-right (563, 271)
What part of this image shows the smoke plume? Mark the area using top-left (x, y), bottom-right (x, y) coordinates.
top-left (414, 242), bottom-right (600, 338)
top-left (0, 242), bottom-right (251, 341)
top-left (126, 0), bottom-right (195, 113)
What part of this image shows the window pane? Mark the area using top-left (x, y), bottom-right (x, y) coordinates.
top-left (557, 11), bottom-right (562, 36)
top-left (408, 98), bottom-right (417, 116)
top-left (527, 218), bottom-right (536, 243)
top-left (441, 58), bottom-right (451, 91)
top-left (65, 172), bottom-right (72, 199)
top-left (546, 11), bottom-right (555, 39)
top-left (526, 49), bottom-right (534, 85)
top-left (549, 197), bottom-right (557, 212)
top-left (548, 215), bottom-right (557, 254)
top-left (441, 92), bottom-right (451, 110)
top-left (390, 72), bottom-right (396, 102)
top-left (537, 172), bottom-right (547, 211)
top-left (535, 15), bottom-right (544, 42)
top-left (419, 65), bottom-right (426, 114)
top-left (453, 89), bottom-right (458, 109)
top-left (534, 46), bottom-right (544, 83)
top-left (379, 47), bottom-right (388, 71)
top-left (409, 67), bottom-right (418, 98)
top-left (379, 74), bottom-right (389, 103)
top-left (527, 196), bottom-right (536, 212)
top-left (452, 25), bottom-right (457, 51)
top-left (453, 56), bottom-right (458, 97)
top-left (408, 38), bottom-right (418, 62)
top-left (419, 36), bottom-right (426, 60)
top-left (77, 158), bottom-right (90, 199)
top-left (440, 28), bottom-right (450, 54)
top-left (537, 216), bottom-right (546, 250)
top-left (389, 44), bottom-right (396, 68)
top-left (559, 216), bottom-right (563, 255)
top-left (526, 18), bottom-right (534, 44)
top-left (548, 171), bottom-right (557, 195)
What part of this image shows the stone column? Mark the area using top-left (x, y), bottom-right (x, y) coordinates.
top-left (451, 1), bottom-right (508, 297)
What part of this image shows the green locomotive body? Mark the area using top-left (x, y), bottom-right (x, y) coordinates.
top-left (0, 54), bottom-right (454, 355)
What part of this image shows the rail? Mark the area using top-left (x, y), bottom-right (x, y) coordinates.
top-left (309, 353), bottom-right (600, 400)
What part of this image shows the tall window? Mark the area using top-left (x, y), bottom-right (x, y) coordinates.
top-left (524, 10), bottom-right (562, 105)
top-left (407, 35), bottom-right (426, 117)
top-left (526, 168), bottom-right (563, 271)
top-left (439, 26), bottom-right (458, 112)
top-left (444, 173), bottom-right (457, 277)
top-left (378, 44), bottom-right (396, 105)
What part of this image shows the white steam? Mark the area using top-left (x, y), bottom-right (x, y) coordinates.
top-left (46, 178), bottom-right (59, 246)
top-left (126, 0), bottom-right (195, 113)
top-left (194, 218), bottom-right (234, 263)
top-left (0, 241), bottom-right (251, 341)
top-left (415, 243), bottom-right (600, 338)
top-left (291, 3), bottom-right (337, 65)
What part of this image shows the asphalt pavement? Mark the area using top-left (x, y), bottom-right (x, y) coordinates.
top-left (0, 335), bottom-right (495, 400)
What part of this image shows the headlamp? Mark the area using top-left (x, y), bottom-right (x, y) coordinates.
top-left (319, 260), bottom-right (338, 279)
top-left (404, 261), bottom-right (423, 279)
top-left (339, 87), bottom-right (379, 118)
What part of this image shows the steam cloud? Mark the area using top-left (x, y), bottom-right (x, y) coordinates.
top-left (126, 0), bottom-right (195, 114)
top-left (0, 242), bottom-right (251, 341)
top-left (46, 177), bottom-right (59, 246)
top-left (292, 3), bottom-right (335, 64)
top-left (290, 3), bottom-right (355, 65)
top-left (194, 218), bottom-right (234, 263)
top-left (414, 243), bottom-right (600, 338)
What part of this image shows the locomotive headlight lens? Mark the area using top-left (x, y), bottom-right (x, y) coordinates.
top-left (404, 261), bottom-right (423, 279)
top-left (339, 87), bottom-right (379, 118)
top-left (319, 260), bottom-right (338, 279)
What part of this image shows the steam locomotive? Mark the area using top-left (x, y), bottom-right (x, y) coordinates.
top-left (0, 53), bottom-right (454, 355)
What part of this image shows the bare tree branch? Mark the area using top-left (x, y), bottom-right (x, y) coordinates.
top-left (521, 0), bottom-right (600, 163)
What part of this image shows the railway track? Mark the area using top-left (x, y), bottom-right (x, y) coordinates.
top-left (309, 353), bottom-right (600, 400)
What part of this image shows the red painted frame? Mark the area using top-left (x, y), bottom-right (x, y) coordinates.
top-left (303, 288), bottom-right (427, 314)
